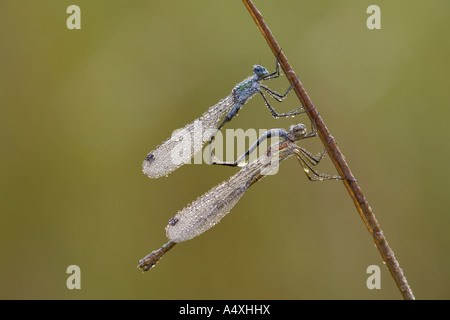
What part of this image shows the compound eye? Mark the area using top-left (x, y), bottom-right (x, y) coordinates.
top-left (253, 65), bottom-right (268, 77)
top-left (290, 124), bottom-right (306, 137)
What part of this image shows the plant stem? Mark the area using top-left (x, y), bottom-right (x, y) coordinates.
top-left (242, 0), bottom-right (415, 300)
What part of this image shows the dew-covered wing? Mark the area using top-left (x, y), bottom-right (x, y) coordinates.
top-left (165, 148), bottom-right (284, 243)
top-left (142, 96), bottom-right (235, 178)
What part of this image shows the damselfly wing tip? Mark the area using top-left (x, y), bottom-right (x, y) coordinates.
top-left (142, 158), bottom-right (165, 179)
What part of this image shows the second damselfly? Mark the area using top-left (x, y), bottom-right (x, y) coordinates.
top-left (138, 123), bottom-right (342, 271)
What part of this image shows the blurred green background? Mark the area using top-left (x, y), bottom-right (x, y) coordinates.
top-left (1, 0), bottom-right (449, 299)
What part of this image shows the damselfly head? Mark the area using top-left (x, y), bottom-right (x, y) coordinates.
top-left (289, 123), bottom-right (307, 139)
top-left (253, 65), bottom-right (269, 78)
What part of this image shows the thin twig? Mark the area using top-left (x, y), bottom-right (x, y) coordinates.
top-left (242, 0), bottom-right (415, 300)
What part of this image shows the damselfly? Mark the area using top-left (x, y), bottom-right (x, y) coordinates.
top-left (138, 123), bottom-right (341, 271)
top-left (142, 60), bottom-right (304, 178)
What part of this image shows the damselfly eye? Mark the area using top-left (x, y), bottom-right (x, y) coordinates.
top-left (253, 65), bottom-right (268, 77)
top-left (290, 124), bottom-right (306, 137)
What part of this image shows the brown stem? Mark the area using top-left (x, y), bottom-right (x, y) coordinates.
top-left (242, 0), bottom-right (415, 300)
